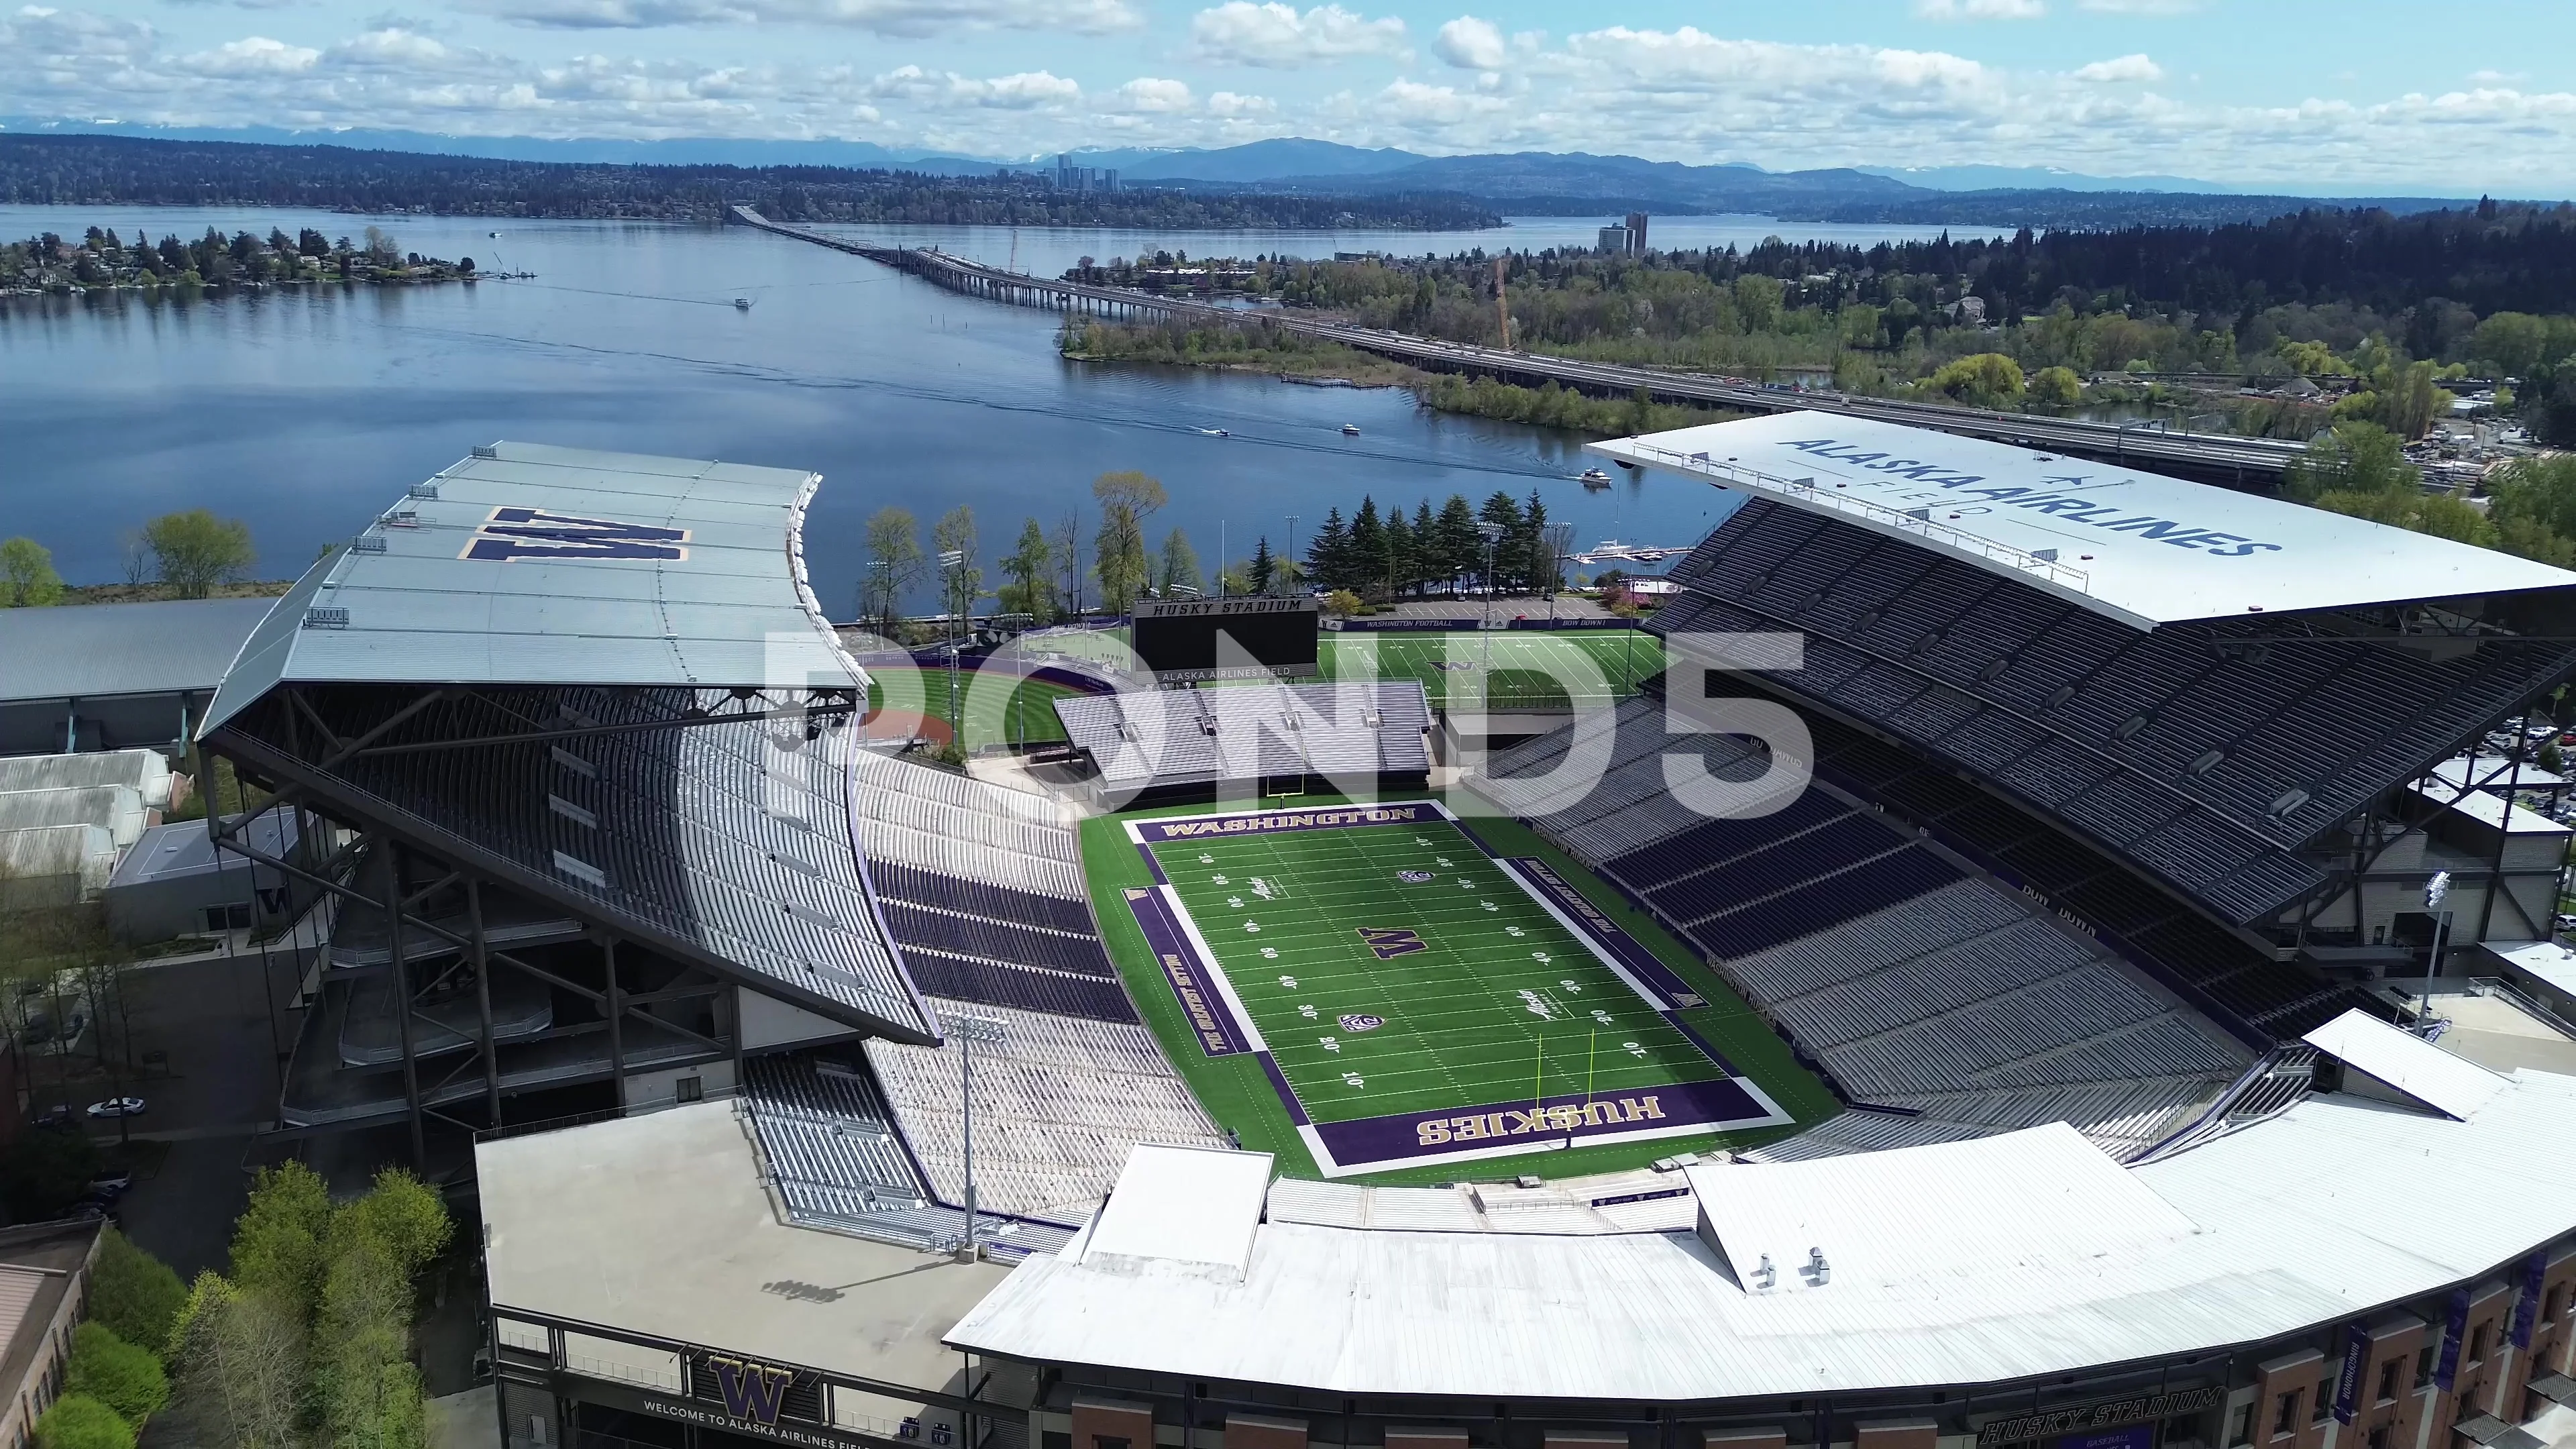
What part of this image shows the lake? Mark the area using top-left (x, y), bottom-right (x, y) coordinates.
top-left (0, 207), bottom-right (1986, 612)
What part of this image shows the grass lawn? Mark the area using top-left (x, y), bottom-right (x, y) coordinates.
top-left (867, 667), bottom-right (1076, 747)
top-left (1083, 793), bottom-right (1837, 1183)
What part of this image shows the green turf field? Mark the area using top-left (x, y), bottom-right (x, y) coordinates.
top-left (1320, 631), bottom-right (1664, 710)
top-left (867, 667), bottom-right (1075, 747)
top-left (1103, 798), bottom-right (1824, 1178)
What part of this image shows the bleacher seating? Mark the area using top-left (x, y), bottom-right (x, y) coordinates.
top-left (865, 996), bottom-right (1230, 1220)
top-left (844, 750), bottom-right (1140, 1024)
top-left (1656, 499), bottom-right (2576, 924)
top-left (1055, 682), bottom-right (1431, 789)
top-left (1479, 700), bottom-right (2255, 1160)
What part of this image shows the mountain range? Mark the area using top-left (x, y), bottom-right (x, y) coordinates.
top-left (0, 119), bottom-right (2504, 222)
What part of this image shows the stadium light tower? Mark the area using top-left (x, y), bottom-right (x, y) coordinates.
top-left (953, 1012), bottom-right (1006, 1258)
top-left (2419, 871), bottom-right (2452, 1025)
top-left (1477, 521), bottom-right (1506, 672)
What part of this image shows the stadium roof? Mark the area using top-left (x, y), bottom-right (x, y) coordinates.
top-left (1589, 413), bottom-right (2576, 629)
top-left (480, 1101), bottom-right (1010, 1391)
top-left (947, 1060), bottom-right (2576, 1399)
top-left (0, 597), bottom-right (272, 706)
top-left (2303, 1008), bottom-right (2510, 1120)
top-left (204, 441), bottom-right (859, 733)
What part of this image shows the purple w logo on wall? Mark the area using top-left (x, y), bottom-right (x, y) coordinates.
top-left (708, 1357), bottom-right (794, 1424)
top-left (460, 507), bottom-right (692, 563)
top-left (1358, 926), bottom-right (1427, 960)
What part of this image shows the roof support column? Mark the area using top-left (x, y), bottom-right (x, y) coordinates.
top-left (602, 936), bottom-right (626, 1108)
top-left (386, 837), bottom-right (427, 1168)
top-left (469, 880), bottom-right (502, 1127)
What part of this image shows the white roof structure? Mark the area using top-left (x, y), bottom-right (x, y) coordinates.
top-left (205, 441), bottom-right (860, 732)
top-left (2493, 939), bottom-right (2576, 1004)
top-left (480, 1102), bottom-right (1010, 1390)
top-left (2408, 781), bottom-right (2573, 837)
top-left (1685, 1123), bottom-right (2197, 1295)
top-left (1588, 412), bottom-right (2576, 629)
top-left (1076, 1145), bottom-right (1275, 1277)
top-left (2304, 1008), bottom-right (2511, 1120)
top-left (947, 1067), bottom-right (2576, 1399)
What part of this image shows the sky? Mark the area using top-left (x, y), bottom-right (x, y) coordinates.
top-left (5, 0), bottom-right (2576, 194)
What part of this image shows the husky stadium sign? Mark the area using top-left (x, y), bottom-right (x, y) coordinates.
top-left (1975, 1387), bottom-right (2224, 1447)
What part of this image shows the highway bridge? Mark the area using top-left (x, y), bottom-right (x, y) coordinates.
top-left (728, 206), bottom-right (2310, 485)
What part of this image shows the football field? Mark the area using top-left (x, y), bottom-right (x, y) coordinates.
top-left (1122, 800), bottom-right (1789, 1175)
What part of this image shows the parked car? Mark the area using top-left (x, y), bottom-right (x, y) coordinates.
top-left (86, 1171), bottom-right (133, 1197)
top-left (32, 1105), bottom-right (74, 1129)
top-left (85, 1097), bottom-right (146, 1119)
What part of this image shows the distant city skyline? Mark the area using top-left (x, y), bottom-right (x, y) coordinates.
top-left (3, 0), bottom-right (2573, 196)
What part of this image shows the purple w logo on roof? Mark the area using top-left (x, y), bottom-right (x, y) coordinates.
top-left (460, 506), bottom-right (692, 563)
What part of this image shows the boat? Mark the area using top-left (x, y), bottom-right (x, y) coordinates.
top-left (734, 297), bottom-right (753, 310)
top-left (1341, 423), bottom-right (1361, 436)
top-left (1199, 427), bottom-right (1229, 437)
top-left (488, 231), bottom-right (501, 238)
top-left (1579, 468), bottom-right (1613, 490)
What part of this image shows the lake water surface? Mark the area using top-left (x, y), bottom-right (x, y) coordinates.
top-left (0, 207), bottom-right (1988, 612)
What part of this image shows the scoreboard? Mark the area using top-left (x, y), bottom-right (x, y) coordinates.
top-left (1131, 597), bottom-right (1321, 683)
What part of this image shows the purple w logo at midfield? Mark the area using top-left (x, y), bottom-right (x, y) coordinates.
top-left (1358, 926), bottom-right (1427, 960)
top-left (460, 506), bottom-right (691, 563)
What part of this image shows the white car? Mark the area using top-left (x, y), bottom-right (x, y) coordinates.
top-left (85, 1097), bottom-right (146, 1119)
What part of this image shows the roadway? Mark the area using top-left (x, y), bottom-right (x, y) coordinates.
top-left (727, 207), bottom-right (2307, 484)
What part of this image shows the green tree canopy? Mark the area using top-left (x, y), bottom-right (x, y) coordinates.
top-left (2286, 421), bottom-right (2418, 501)
top-left (229, 1161), bottom-right (333, 1324)
top-left (66, 1324), bottom-right (169, 1427)
top-left (35, 1395), bottom-right (133, 1449)
top-left (89, 1228), bottom-right (187, 1358)
top-left (2027, 366), bottom-right (2082, 408)
top-left (1927, 353), bottom-right (2027, 409)
top-left (142, 511), bottom-right (254, 599)
top-left (998, 519), bottom-right (1055, 623)
top-left (1, 537), bottom-right (64, 606)
top-left (332, 1167), bottom-right (451, 1280)
top-left (1158, 528), bottom-right (1202, 597)
top-left (859, 508), bottom-right (924, 634)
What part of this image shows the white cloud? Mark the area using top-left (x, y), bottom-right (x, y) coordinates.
top-left (1433, 15), bottom-right (1505, 69)
top-left (1205, 89), bottom-right (1276, 116)
top-left (467, 0), bottom-right (1140, 39)
top-left (175, 34), bottom-right (318, 73)
top-left (868, 63), bottom-right (1080, 109)
top-left (326, 28), bottom-right (463, 66)
top-left (1912, 0), bottom-right (2043, 19)
top-left (1189, 2), bottom-right (1407, 68)
top-left (2468, 69), bottom-right (2526, 86)
top-left (1113, 75), bottom-right (1192, 111)
top-left (2072, 52), bottom-right (2163, 83)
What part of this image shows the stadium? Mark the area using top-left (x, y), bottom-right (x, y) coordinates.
top-left (186, 428), bottom-right (2576, 1449)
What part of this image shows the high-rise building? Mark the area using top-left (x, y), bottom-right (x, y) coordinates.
top-left (1597, 225), bottom-right (1631, 255)
top-left (1623, 211), bottom-right (1650, 255)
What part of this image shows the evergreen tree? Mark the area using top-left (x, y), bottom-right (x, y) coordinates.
top-left (1410, 501), bottom-right (1438, 596)
top-left (1434, 495), bottom-right (1481, 593)
top-left (1305, 508), bottom-right (1350, 590)
top-left (1383, 508), bottom-right (1413, 600)
top-left (1248, 537), bottom-right (1275, 595)
top-left (1348, 499), bottom-right (1385, 598)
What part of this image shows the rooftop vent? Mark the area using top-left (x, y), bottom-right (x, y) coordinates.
top-left (350, 535), bottom-right (387, 554)
top-left (1803, 1246), bottom-right (1831, 1287)
top-left (407, 482), bottom-right (439, 499)
top-left (547, 795), bottom-right (598, 829)
top-left (2268, 788), bottom-right (2312, 818)
top-left (2115, 714), bottom-right (2149, 741)
top-left (472, 444), bottom-right (499, 459)
top-left (2189, 750), bottom-right (2224, 776)
top-left (381, 511), bottom-right (420, 529)
top-left (1751, 1254), bottom-right (1776, 1291)
top-left (1977, 658), bottom-right (2009, 682)
top-left (784, 901), bottom-right (841, 930)
top-left (549, 746), bottom-right (597, 779)
top-left (2044, 684), bottom-right (2078, 710)
top-left (301, 606), bottom-right (350, 630)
